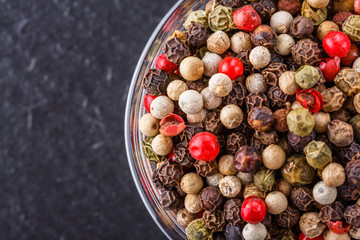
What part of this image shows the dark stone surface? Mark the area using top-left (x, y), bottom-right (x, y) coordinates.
top-left (0, 0), bottom-right (176, 239)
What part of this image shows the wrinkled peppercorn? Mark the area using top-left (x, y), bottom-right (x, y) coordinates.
top-left (224, 198), bottom-right (243, 226)
top-left (160, 190), bottom-right (184, 212)
top-left (158, 161), bottom-right (184, 187)
top-left (165, 37), bottom-right (190, 64)
top-left (234, 145), bottom-right (262, 173)
top-left (267, 86), bottom-right (290, 109)
top-left (281, 154), bottom-right (315, 186)
top-left (290, 16), bottom-right (314, 39)
top-left (187, 79), bottom-right (206, 93)
top-left (338, 142), bottom-right (360, 165)
top-left (205, 110), bottom-right (223, 135)
top-left (274, 205), bottom-right (300, 228)
top-left (291, 187), bottom-right (315, 211)
top-left (344, 204), bottom-right (360, 228)
top-left (152, 168), bottom-right (171, 191)
top-left (262, 212), bottom-right (272, 227)
top-left (334, 69), bottom-right (360, 97)
top-left (186, 22), bottom-right (209, 47)
top-left (331, 109), bottom-right (351, 122)
top-left (224, 81), bottom-right (247, 107)
top-left (203, 210), bottom-right (226, 232)
top-left (226, 132), bottom-right (248, 155)
top-left (143, 137), bottom-right (166, 163)
top-left (243, 183), bottom-right (267, 199)
top-left (332, 11), bottom-right (352, 28)
top-left (248, 106), bottom-right (274, 132)
top-left (179, 123), bottom-right (204, 147)
top-left (254, 168), bottom-right (275, 192)
top-left (235, 122), bottom-right (255, 140)
top-left (251, 0), bottom-right (276, 22)
top-left (143, 69), bottom-right (170, 96)
top-left (299, 212), bottom-right (326, 239)
top-left (195, 160), bottom-right (219, 177)
top-left (322, 86), bottom-right (346, 112)
top-left (199, 187), bottom-right (225, 212)
top-left (288, 130), bottom-right (316, 153)
top-left (291, 39), bottom-right (321, 66)
top-left (250, 136), bottom-right (266, 153)
top-left (251, 25), bottom-right (277, 48)
top-left (337, 183), bottom-right (360, 202)
top-left (262, 63), bottom-right (288, 86)
top-left (245, 92), bottom-right (269, 113)
top-left (319, 201), bottom-right (345, 223)
top-left (224, 223), bottom-right (242, 240)
top-left (219, 0), bottom-right (242, 8)
top-left (277, 0), bottom-right (301, 15)
top-left (174, 142), bottom-right (196, 167)
top-left (273, 107), bottom-right (290, 132)
top-left (254, 129), bottom-right (279, 145)
top-left (237, 50), bottom-right (255, 76)
top-left (345, 159), bottom-right (360, 188)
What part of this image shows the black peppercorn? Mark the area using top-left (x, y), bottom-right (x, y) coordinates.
top-left (224, 223), bottom-right (242, 240)
top-left (226, 132), bottom-right (248, 155)
top-left (254, 129), bottom-right (279, 145)
top-left (195, 160), bottom-right (219, 177)
top-left (213, 232), bottom-right (226, 240)
top-left (224, 198), bottom-right (243, 226)
top-left (164, 37), bottom-right (190, 64)
top-left (160, 190), bottom-right (184, 212)
top-left (186, 21), bottom-right (209, 47)
top-left (267, 86), bottom-right (290, 109)
top-left (262, 212), bottom-right (272, 227)
top-left (234, 145), bottom-right (262, 173)
top-left (290, 16), bottom-right (314, 39)
top-left (186, 79), bottom-right (206, 93)
top-left (224, 81), bottom-right (247, 107)
top-left (345, 159), bottom-right (360, 188)
top-left (344, 204), bottom-right (360, 228)
top-left (336, 183), bottom-right (360, 202)
top-left (251, 25), bottom-right (277, 48)
top-left (290, 186), bottom-right (315, 211)
top-left (250, 136), bottom-right (266, 153)
top-left (173, 142), bottom-right (195, 167)
top-left (220, 0), bottom-right (243, 8)
top-left (143, 68), bottom-right (170, 96)
top-left (237, 50), bottom-right (255, 76)
top-left (157, 161), bottom-right (184, 187)
top-left (248, 106), bottom-right (274, 132)
top-left (179, 123), bottom-right (204, 147)
top-left (319, 201), bottom-right (345, 223)
top-left (245, 92), bottom-right (269, 113)
top-left (262, 63), bottom-right (288, 86)
top-left (205, 110), bottom-right (223, 135)
top-left (274, 205), bottom-right (300, 228)
top-left (199, 187), bottom-right (225, 212)
top-left (287, 130), bottom-right (316, 153)
top-left (203, 210), bottom-right (226, 232)
top-left (152, 168), bottom-right (172, 191)
top-left (251, 0), bottom-right (276, 22)
top-left (291, 39), bottom-right (321, 66)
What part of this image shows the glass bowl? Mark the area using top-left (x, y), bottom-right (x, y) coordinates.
top-left (125, 0), bottom-right (207, 239)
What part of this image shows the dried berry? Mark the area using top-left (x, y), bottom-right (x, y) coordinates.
top-left (301, 0), bottom-right (327, 26)
top-left (195, 160), bottom-right (218, 177)
top-left (143, 137), bottom-right (166, 163)
top-left (254, 129), bottom-right (279, 145)
top-left (262, 63), bottom-right (287, 86)
top-left (205, 110), bottom-right (223, 135)
top-left (338, 142), bottom-right (360, 165)
top-left (251, 0), bottom-right (276, 22)
top-left (226, 132), bottom-right (248, 155)
top-left (281, 154), bottom-right (315, 186)
top-left (321, 86), bottom-right (346, 112)
top-left (224, 223), bottom-right (242, 240)
top-left (299, 212), bottom-right (326, 239)
top-left (160, 190), bottom-right (184, 212)
top-left (274, 205), bottom-right (300, 228)
top-left (157, 161), bottom-right (184, 187)
top-left (342, 15), bottom-right (360, 42)
top-left (287, 108), bottom-right (315, 137)
top-left (187, 79), bottom-right (206, 93)
top-left (334, 69), bottom-right (360, 97)
top-left (251, 25), bottom-right (277, 48)
top-left (267, 86), bottom-right (290, 109)
top-left (344, 204), bottom-right (360, 228)
top-left (208, 5), bottom-right (236, 32)
top-left (164, 37), bottom-right (190, 64)
top-left (179, 123), bottom-right (204, 147)
top-left (277, 0), bottom-right (301, 15)
top-left (319, 201), bottom-right (345, 223)
top-left (199, 187), bottom-right (225, 212)
top-left (183, 10), bottom-right (208, 29)
top-left (143, 68), bottom-right (170, 96)
top-left (254, 168), bottom-right (275, 192)
top-left (186, 21), bottom-right (209, 47)
top-left (203, 210), bottom-right (226, 232)
top-left (288, 130), bottom-right (316, 153)
top-left (290, 16), bottom-right (314, 39)
top-left (273, 107), bottom-right (290, 132)
top-left (304, 140), bottom-right (332, 169)
top-left (291, 186), bottom-right (315, 211)
top-left (250, 136), bottom-right (266, 153)
top-left (224, 81), bottom-right (247, 106)
top-left (243, 183), bottom-right (267, 199)
top-left (224, 198), bottom-right (243, 226)
top-left (234, 145), bottom-right (262, 173)
top-left (345, 159), bottom-right (360, 188)
top-left (152, 168), bottom-right (171, 191)
top-left (248, 106), bottom-right (274, 132)
top-left (173, 142), bottom-right (195, 167)
top-left (291, 39), bottom-right (321, 66)
top-left (327, 120), bottom-right (354, 147)
top-left (337, 183), bottom-right (360, 202)
top-left (185, 219), bottom-right (212, 240)
top-left (245, 92), bottom-right (269, 113)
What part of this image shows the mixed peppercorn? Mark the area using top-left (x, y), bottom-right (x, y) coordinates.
top-left (139, 0), bottom-right (360, 239)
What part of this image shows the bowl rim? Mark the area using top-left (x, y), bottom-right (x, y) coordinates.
top-left (124, 0), bottom-right (185, 239)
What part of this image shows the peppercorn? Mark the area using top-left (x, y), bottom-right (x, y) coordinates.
top-left (183, 10), bottom-right (208, 29)
top-left (277, 229), bottom-right (297, 240)
top-left (186, 22), bottom-right (209, 47)
top-left (290, 16), bottom-right (314, 39)
top-left (226, 132), bottom-right (248, 155)
top-left (177, 208), bottom-right (197, 227)
top-left (205, 110), bottom-right (223, 135)
top-left (344, 204), bottom-right (360, 228)
top-left (301, 0), bottom-right (327, 26)
top-left (345, 159), bottom-right (360, 188)
top-left (287, 108), bottom-right (315, 137)
top-left (327, 120), bottom-right (354, 147)
top-left (269, 12), bottom-right (292, 35)
top-left (179, 56), bottom-right (205, 82)
top-left (334, 69), bottom-right (360, 97)
top-left (187, 108), bottom-right (208, 124)
top-left (181, 172), bottom-right (204, 194)
top-left (313, 111), bottom-right (331, 134)
top-left (275, 34), bottom-right (295, 56)
top-left (322, 163), bottom-right (346, 187)
top-left (274, 205), bottom-right (300, 228)
top-left (218, 155), bottom-right (237, 176)
top-left (250, 136), bottom-right (266, 153)
top-left (300, 212), bottom-right (327, 239)
top-left (166, 80), bottom-right (188, 101)
top-left (245, 73), bottom-right (268, 94)
top-left (195, 160), bottom-right (219, 177)
top-left (200, 87), bottom-right (222, 111)
top-left (236, 171), bottom-right (254, 186)
top-left (349, 227), bottom-right (360, 240)
top-left (265, 191), bottom-right (288, 214)
top-left (249, 46), bottom-right (271, 69)
top-left (279, 71), bottom-right (299, 95)
top-left (254, 168), bottom-right (275, 192)
top-left (277, 0), bottom-right (301, 15)
top-left (224, 223), bottom-right (242, 240)
top-left (317, 21), bottom-right (340, 41)
top-left (354, 57), bottom-right (360, 73)
top-left (308, 0), bottom-right (330, 9)
top-left (202, 52), bottom-right (222, 77)
top-left (254, 129), bottom-right (279, 145)
top-left (199, 187), bottom-right (225, 212)
top-left (251, 0), bottom-right (276, 22)
top-left (150, 96), bottom-right (174, 120)
top-left (243, 183), bottom-right (267, 199)
top-left (234, 145), bottom-right (262, 173)
top-left (304, 140), bottom-right (332, 169)
top-left (242, 223), bottom-right (267, 240)
top-left (323, 230), bottom-right (350, 240)
top-left (295, 65), bottom-right (320, 89)
top-left (219, 176), bottom-right (242, 198)
top-left (281, 154), bottom-right (315, 186)
top-left (355, 93), bottom-right (360, 113)
top-left (206, 173), bottom-right (224, 188)
top-left (321, 87), bottom-right (346, 113)
top-left (185, 219), bottom-right (212, 240)
top-left (209, 73), bottom-right (232, 97)
top-left (208, 5), bottom-right (236, 32)
top-left (260, 144), bottom-right (285, 170)
top-left (230, 31), bottom-right (252, 54)
top-left (319, 201), bottom-right (345, 223)
top-left (203, 209), bottom-right (226, 232)
top-left (220, 104), bottom-right (243, 129)
top-left (337, 182), bottom-right (360, 202)
top-left (179, 123), bottom-right (204, 147)
top-left (165, 37), bottom-right (190, 65)
top-left (273, 108), bottom-right (290, 132)
top-left (338, 142), bottom-right (360, 165)
top-left (342, 15), bottom-right (360, 42)
top-left (207, 31), bottom-right (231, 55)
top-left (143, 68), bottom-right (170, 96)
top-left (350, 114), bottom-right (360, 142)
top-left (224, 81), bottom-right (247, 107)
top-left (251, 25), bottom-right (277, 48)
top-left (291, 186), bottom-right (315, 211)
top-left (248, 106), bottom-right (274, 132)
top-left (331, 109), bottom-right (351, 123)
top-left (139, 113), bottom-right (160, 137)
top-left (288, 130), bottom-right (316, 153)
top-left (174, 142), bottom-right (195, 167)
top-left (245, 92), bottom-right (269, 113)
top-left (313, 181), bottom-right (337, 205)
top-left (160, 190), bottom-right (184, 212)
top-left (273, 178), bottom-right (293, 197)
top-left (291, 39), bottom-right (322, 66)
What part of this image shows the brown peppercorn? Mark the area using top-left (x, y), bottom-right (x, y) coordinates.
top-left (203, 210), bottom-right (226, 232)
top-left (245, 92), bottom-right (269, 113)
top-left (243, 183), bottom-right (267, 199)
top-left (291, 39), bottom-right (321, 66)
top-left (334, 69), bottom-right (360, 97)
top-left (321, 86), bottom-right (346, 112)
top-left (195, 160), bottom-right (219, 177)
top-left (344, 204), bottom-right (360, 228)
top-left (143, 68), bottom-right (170, 96)
top-left (337, 182), bottom-right (360, 202)
top-left (226, 132), bottom-right (248, 155)
top-left (160, 190), bottom-right (184, 212)
top-left (274, 205), bottom-right (300, 228)
top-left (300, 212), bottom-right (327, 239)
top-left (248, 106), bottom-right (274, 132)
top-left (339, 142), bottom-right (360, 164)
top-left (158, 161), bottom-right (184, 187)
top-left (224, 223), bottom-right (242, 240)
top-left (164, 37), bottom-right (190, 64)
top-left (262, 63), bottom-right (288, 86)
top-left (219, 0), bottom-right (243, 8)
top-left (267, 86), bottom-right (290, 108)
top-left (234, 145), bottom-right (262, 173)
top-left (273, 107), bottom-right (290, 132)
top-left (317, 21), bottom-right (340, 42)
top-left (322, 163), bottom-right (346, 187)
top-left (199, 187), bottom-right (225, 212)
top-left (205, 110), bottom-right (223, 135)
top-left (224, 198), bottom-right (243, 226)
top-left (251, 25), bottom-right (277, 48)
top-left (333, 11), bottom-right (352, 27)
top-left (288, 130), bottom-right (316, 153)
top-left (290, 16), bottom-right (314, 39)
top-left (251, 0), bottom-right (277, 22)
top-left (173, 142), bottom-right (196, 167)
top-left (319, 201), bottom-right (345, 223)
top-left (224, 81), bottom-right (247, 106)
top-left (152, 168), bottom-right (171, 191)
top-left (179, 123), bottom-right (204, 147)
top-left (262, 212), bottom-right (272, 227)
top-left (186, 22), bottom-right (209, 47)
top-left (273, 178), bottom-right (293, 197)
top-left (345, 159), bottom-right (360, 188)
top-left (237, 50), bottom-right (256, 76)
top-left (254, 129), bottom-right (279, 145)
top-left (187, 79), bottom-right (206, 93)
top-left (327, 120), bottom-right (354, 147)
top-left (250, 136), bottom-right (266, 153)
top-left (277, 0), bottom-right (301, 15)
top-left (176, 208), bottom-right (197, 227)
top-left (331, 109), bottom-right (351, 122)
top-left (291, 187), bottom-right (315, 211)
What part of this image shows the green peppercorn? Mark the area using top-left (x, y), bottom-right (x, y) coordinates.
top-left (295, 65), bottom-right (320, 89)
top-left (183, 10), bottom-right (209, 30)
top-left (304, 141), bottom-right (332, 170)
top-left (301, 0), bottom-right (327, 26)
top-left (185, 219), bottom-right (212, 240)
top-left (287, 108), bottom-right (315, 137)
top-left (281, 154), bottom-right (315, 186)
top-left (350, 114), bottom-right (360, 142)
top-left (254, 168), bottom-right (276, 192)
top-left (208, 5), bottom-right (236, 32)
top-left (142, 137), bottom-right (166, 163)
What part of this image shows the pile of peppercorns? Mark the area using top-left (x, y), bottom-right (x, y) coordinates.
top-left (139, 0), bottom-right (360, 239)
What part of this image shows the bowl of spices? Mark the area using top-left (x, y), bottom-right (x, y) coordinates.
top-left (125, 0), bottom-right (360, 239)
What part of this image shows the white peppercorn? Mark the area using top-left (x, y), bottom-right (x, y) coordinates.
top-left (220, 104), bottom-right (243, 129)
top-left (202, 52), bottom-right (222, 77)
top-left (201, 87), bottom-right (222, 110)
top-left (349, 227), bottom-right (360, 240)
top-left (265, 191), bottom-right (288, 214)
top-left (249, 46), bottom-right (271, 69)
top-left (179, 56), bottom-right (205, 81)
top-left (270, 11), bottom-right (293, 34)
top-left (230, 31), bottom-right (252, 54)
top-left (313, 111), bottom-right (331, 134)
top-left (176, 208), bottom-right (197, 227)
top-left (279, 71), bottom-right (299, 95)
top-left (262, 144), bottom-right (286, 170)
top-left (185, 193), bottom-right (202, 213)
top-left (139, 113), bottom-right (160, 137)
top-left (152, 134), bottom-right (173, 156)
top-left (219, 176), bottom-right (242, 198)
top-left (245, 73), bottom-right (268, 93)
top-left (324, 230), bottom-right (351, 240)
top-left (313, 181), bottom-right (337, 205)
top-left (219, 155), bottom-right (238, 176)
top-left (181, 172), bottom-right (204, 194)
top-left (307, 0), bottom-right (330, 9)
top-left (209, 73), bottom-right (233, 97)
top-left (179, 90), bottom-right (204, 115)
top-left (236, 172), bottom-right (254, 185)
top-left (206, 173), bottom-right (224, 188)
top-left (167, 80), bottom-right (188, 100)
top-left (187, 108), bottom-right (208, 124)
top-left (354, 57), bottom-right (360, 74)
top-left (242, 223), bottom-right (267, 240)
top-left (354, 92), bottom-right (360, 113)
top-left (322, 163), bottom-right (346, 187)
top-left (207, 31), bottom-right (230, 55)
top-left (150, 96), bottom-right (174, 119)
top-left (275, 34), bottom-right (295, 56)
top-left (317, 21), bottom-right (340, 41)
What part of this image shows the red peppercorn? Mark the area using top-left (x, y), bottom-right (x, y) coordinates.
top-left (233, 5), bottom-right (261, 32)
top-left (155, 54), bottom-right (178, 74)
top-left (296, 89), bottom-right (324, 114)
top-left (168, 151), bottom-right (176, 161)
top-left (327, 221), bottom-right (351, 234)
top-left (241, 196), bottom-right (266, 224)
top-left (341, 43), bottom-right (360, 67)
top-left (355, 0), bottom-right (360, 14)
top-left (323, 31), bottom-right (351, 58)
top-left (189, 132), bottom-right (220, 161)
top-left (219, 57), bottom-right (244, 80)
top-left (319, 57), bottom-right (341, 82)
top-left (143, 94), bottom-right (157, 112)
top-left (159, 114), bottom-right (186, 137)
top-left (299, 232), bottom-right (324, 240)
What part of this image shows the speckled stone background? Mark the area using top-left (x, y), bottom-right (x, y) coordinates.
top-left (0, 0), bottom-right (177, 239)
